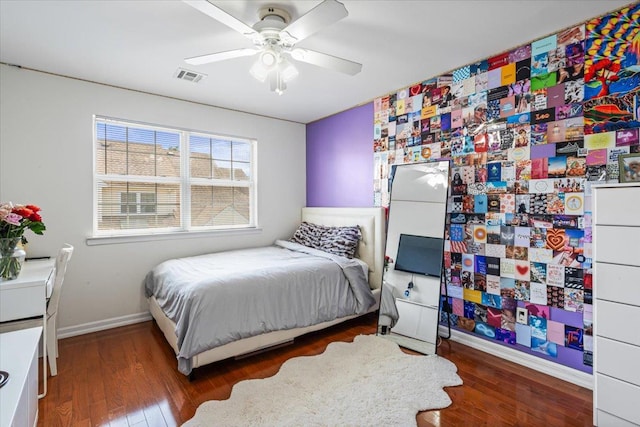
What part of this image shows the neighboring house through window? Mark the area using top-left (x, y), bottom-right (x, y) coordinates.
top-left (120, 192), bottom-right (157, 214)
top-left (93, 117), bottom-right (256, 236)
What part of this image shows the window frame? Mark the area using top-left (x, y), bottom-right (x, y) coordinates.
top-left (91, 116), bottom-right (258, 240)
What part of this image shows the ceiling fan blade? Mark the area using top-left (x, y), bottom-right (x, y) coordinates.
top-left (280, 0), bottom-right (348, 43)
top-left (182, 0), bottom-right (259, 39)
top-left (290, 48), bottom-right (362, 75)
top-left (185, 48), bottom-right (258, 65)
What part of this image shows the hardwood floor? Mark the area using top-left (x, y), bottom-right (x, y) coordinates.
top-left (38, 313), bottom-right (593, 426)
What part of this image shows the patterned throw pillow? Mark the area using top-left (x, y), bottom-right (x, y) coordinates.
top-left (290, 222), bottom-right (361, 259)
top-left (318, 225), bottom-right (361, 259)
top-left (290, 222), bottom-right (324, 248)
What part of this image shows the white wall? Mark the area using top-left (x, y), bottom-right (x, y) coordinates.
top-left (0, 65), bottom-right (306, 332)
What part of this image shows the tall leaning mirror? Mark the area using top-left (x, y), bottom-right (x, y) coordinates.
top-left (377, 160), bottom-right (450, 354)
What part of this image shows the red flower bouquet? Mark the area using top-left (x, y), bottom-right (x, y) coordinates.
top-left (0, 202), bottom-right (46, 280)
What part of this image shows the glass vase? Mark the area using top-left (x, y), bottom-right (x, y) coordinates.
top-left (0, 237), bottom-right (27, 281)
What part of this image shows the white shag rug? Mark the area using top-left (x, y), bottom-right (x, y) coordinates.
top-left (183, 334), bottom-right (462, 426)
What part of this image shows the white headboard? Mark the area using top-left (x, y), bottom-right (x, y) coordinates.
top-left (301, 207), bottom-right (386, 290)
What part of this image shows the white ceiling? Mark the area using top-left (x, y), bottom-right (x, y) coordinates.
top-left (0, 1), bottom-right (633, 124)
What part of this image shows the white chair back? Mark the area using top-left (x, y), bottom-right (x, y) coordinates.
top-left (47, 244), bottom-right (73, 318)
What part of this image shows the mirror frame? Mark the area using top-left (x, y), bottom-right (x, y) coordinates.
top-left (377, 160), bottom-right (450, 354)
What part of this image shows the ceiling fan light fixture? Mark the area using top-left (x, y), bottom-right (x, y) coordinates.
top-left (249, 60), bottom-right (269, 82)
top-left (279, 58), bottom-right (299, 83)
top-left (250, 47), bottom-right (282, 83)
top-left (259, 49), bottom-right (278, 68)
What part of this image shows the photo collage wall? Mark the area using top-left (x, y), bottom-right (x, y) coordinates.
top-left (372, 4), bottom-right (639, 373)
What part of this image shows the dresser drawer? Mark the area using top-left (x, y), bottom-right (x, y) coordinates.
top-left (595, 263), bottom-right (640, 306)
top-left (595, 301), bottom-right (640, 346)
top-left (596, 409), bottom-right (638, 427)
top-left (0, 285), bottom-right (46, 322)
top-left (594, 185), bottom-right (640, 226)
top-left (594, 225), bottom-right (640, 266)
top-left (596, 337), bottom-right (640, 386)
top-left (596, 374), bottom-right (640, 425)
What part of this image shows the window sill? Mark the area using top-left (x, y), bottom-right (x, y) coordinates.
top-left (86, 227), bottom-right (263, 246)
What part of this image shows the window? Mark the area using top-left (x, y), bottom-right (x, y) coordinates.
top-left (120, 192), bottom-right (157, 214)
top-left (94, 117), bottom-right (256, 236)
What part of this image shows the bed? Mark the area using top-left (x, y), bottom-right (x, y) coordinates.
top-left (145, 207), bottom-right (385, 375)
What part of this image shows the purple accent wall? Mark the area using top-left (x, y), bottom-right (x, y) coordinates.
top-left (306, 103), bottom-right (374, 207)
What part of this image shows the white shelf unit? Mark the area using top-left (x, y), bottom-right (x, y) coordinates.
top-left (593, 182), bottom-right (640, 426)
top-left (391, 298), bottom-right (439, 343)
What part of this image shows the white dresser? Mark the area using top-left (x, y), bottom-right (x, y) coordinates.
top-left (593, 183), bottom-right (640, 426)
top-left (0, 327), bottom-right (42, 427)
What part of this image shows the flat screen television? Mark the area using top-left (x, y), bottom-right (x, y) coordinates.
top-left (394, 234), bottom-right (444, 277)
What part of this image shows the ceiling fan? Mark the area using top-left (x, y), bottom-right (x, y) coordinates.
top-left (182, 0), bottom-right (362, 94)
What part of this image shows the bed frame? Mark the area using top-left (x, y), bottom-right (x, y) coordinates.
top-left (148, 207), bottom-right (385, 374)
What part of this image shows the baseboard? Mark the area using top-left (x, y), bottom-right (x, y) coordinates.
top-left (57, 312), bottom-right (152, 339)
top-left (439, 325), bottom-right (593, 390)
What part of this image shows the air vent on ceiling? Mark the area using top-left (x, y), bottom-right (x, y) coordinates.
top-left (174, 67), bottom-right (206, 83)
